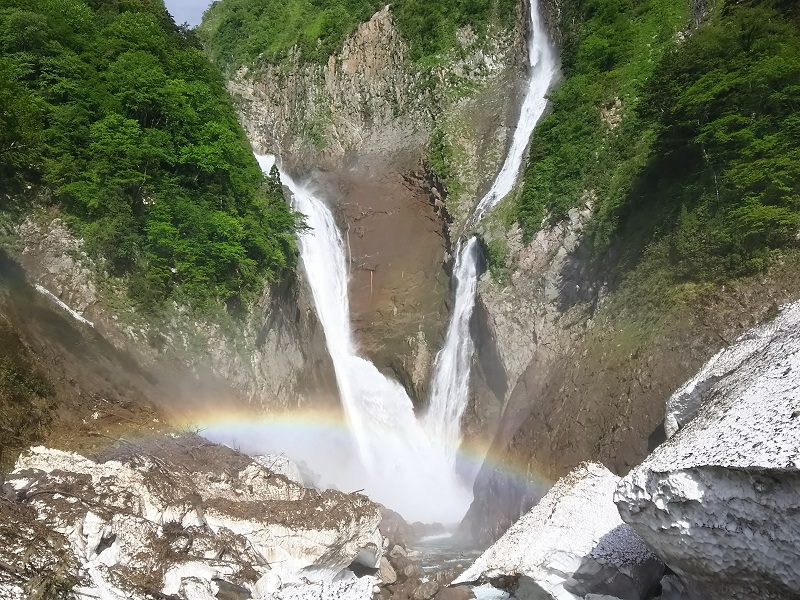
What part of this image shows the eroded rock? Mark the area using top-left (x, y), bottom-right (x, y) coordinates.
top-left (615, 302), bottom-right (800, 600)
top-left (0, 437), bottom-right (383, 599)
top-left (380, 557), bottom-right (398, 585)
top-left (454, 462), bottom-right (664, 599)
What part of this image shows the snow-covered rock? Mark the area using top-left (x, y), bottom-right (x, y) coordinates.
top-left (615, 301), bottom-right (800, 600)
top-left (1, 436), bottom-right (383, 599)
top-left (264, 576), bottom-right (378, 600)
top-left (453, 462), bottom-right (664, 599)
top-left (255, 454), bottom-right (306, 486)
top-left (663, 304), bottom-right (796, 437)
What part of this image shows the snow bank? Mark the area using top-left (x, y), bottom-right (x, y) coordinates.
top-left (454, 462), bottom-right (663, 599)
top-left (616, 301), bottom-right (800, 600)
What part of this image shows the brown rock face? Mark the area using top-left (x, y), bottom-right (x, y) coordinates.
top-left (310, 165), bottom-right (451, 402)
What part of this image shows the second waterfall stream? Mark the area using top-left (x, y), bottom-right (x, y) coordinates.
top-left (254, 0), bottom-right (556, 524)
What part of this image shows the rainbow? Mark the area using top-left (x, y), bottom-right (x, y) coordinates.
top-left (168, 406), bottom-right (552, 502)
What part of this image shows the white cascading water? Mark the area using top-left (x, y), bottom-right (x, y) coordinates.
top-left (470, 0), bottom-right (556, 225)
top-left (422, 237), bottom-right (479, 464)
top-left (255, 155), bottom-right (471, 523)
top-left (424, 0), bottom-right (556, 464)
top-left (248, 0), bottom-right (555, 523)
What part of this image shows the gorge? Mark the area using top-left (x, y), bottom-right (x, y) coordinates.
top-left (1, 0), bottom-right (799, 597)
top-left (203, 0), bottom-right (559, 526)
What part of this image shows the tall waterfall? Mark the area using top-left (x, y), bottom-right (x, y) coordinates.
top-left (256, 155), bottom-right (471, 523)
top-left (424, 0), bottom-right (556, 464)
top-left (471, 0), bottom-right (556, 224)
top-left (250, 0), bottom-right (555, 522)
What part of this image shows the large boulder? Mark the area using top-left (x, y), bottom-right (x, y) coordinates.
top-left (615, 301), bottom-right (800, 600)
top-left (453, 462), bottom-right (664, 599)
top-left (0, 436), bottom-right (383, 599)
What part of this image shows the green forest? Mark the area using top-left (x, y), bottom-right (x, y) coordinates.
top-left (517, 0), bottom-right (800, 281)
top-left (199, 0), bottom-right (518, 68)
top-left (0, 0), bottom-right (299, 311)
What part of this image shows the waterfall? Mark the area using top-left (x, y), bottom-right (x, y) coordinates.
top-left (249, 0), bottom-right (555, 522)
top-left (470, 0), bottom-right (556, 224)
top-left (424, 0), bottom-right (556, 464)
top-left (255, 155), bottom-right (471, 524)
top-left (422, 238), bottom-right (479, 463)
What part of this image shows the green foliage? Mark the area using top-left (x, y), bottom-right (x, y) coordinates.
top-left (0, 0), bottom-right (299, 309)
top-left (517, 0), bottom-right (800, 282)
top-left (199, 0), bottom-right (518, 69)
top-left (393, 0), bottom-right (518, 61)
top-left (199, 0), bottom-right (384, 68)
top-left (483, 237), bottom-right (510, 283)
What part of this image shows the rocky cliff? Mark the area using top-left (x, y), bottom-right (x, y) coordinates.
top-left (9, 212), bottom-right (335, 417)
top-left (462, 200), bottom-right (800, 544)
top-left (225, 3), bottom-right (531, 401)
top-left (457, 0), bottom-right (800, 543)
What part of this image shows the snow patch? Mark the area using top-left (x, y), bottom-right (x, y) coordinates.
top-left (453, 462), bottom-right (663, 599)
top-left (616, 301), bottom-right (800, 600)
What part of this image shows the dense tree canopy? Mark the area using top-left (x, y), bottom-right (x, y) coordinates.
top-left (0, 0), bottom-right (300, 310)
top-left (199, 0), bottom-right (519, 68)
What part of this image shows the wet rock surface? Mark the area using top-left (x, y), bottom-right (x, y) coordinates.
top-left (615, 301), bottom-right (800, 600)
top-left (454, 462), bottom-right (664, 600)
top-left (315, 167), bottom-right (451, 402)
top-left (0, 436), bottom-right (383, 599)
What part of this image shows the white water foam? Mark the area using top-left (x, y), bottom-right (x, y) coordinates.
top-left (255, 155), bottom-right (471, 524)
top-left (35, 284), bottom-right (94, 327)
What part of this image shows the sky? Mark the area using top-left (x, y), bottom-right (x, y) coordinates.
top-left (164, 0), bottom-right (214, 27)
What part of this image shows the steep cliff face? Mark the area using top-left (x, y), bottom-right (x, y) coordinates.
top-left (459, 0), bottom-right (800, 543)
top-left (225, 4), bottom-right (530, 399)
top-left (464, 209), bottom-right (800, 544)
top-left (11, 213), bottom-right (335, 416)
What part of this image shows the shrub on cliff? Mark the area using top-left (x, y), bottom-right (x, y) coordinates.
top-left (199, 0), bottom-right (519, 68)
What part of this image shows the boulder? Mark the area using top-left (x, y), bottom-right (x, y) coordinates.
top-left (615, 301), bottom-right (800, 600)
top-left (435, 586), bottom-right (475, 600)
top-left (253, 454), bottom-right (305, 486)
top-left (1, 436), bottom-right (384, 599)
top-left (412, 581), bottom-right (440, 600)
top-left (453, 462), bottom-right (664, 600)
top-left (403, 564), bottom-right (425, 580)
top-left (380, 557), bottom-right (398, 585)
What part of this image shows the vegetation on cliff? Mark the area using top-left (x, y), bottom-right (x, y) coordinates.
top-left (517, 0), bottom-right (800, 282)
top-left (0, 0), bottom-right (299, 310)
top-left (199, 0), bottom-right (518, 68)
